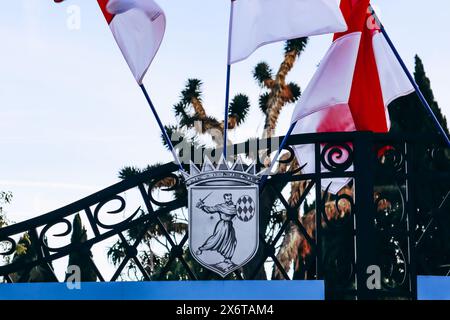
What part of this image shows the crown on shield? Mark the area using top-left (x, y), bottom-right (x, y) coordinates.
top-left (183, 156), bottom-right (261, 187)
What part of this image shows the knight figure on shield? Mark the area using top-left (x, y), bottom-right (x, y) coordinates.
top-left (195, 193), bottom-right (237, 264)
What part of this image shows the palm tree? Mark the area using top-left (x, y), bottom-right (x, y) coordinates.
top-left (171, 79), bottom-right (250, 147)
top-left (254, 38), bottom-right (307, 137)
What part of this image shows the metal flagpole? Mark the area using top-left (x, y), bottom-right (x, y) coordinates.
top-left (370, 6), bottom-right (450, 148)
top-left (223, 0), bottom-right (235, 159)
top-left (259, 122), bottom-right (297, 187)
top-left (140, 84), bottom-right (185, 172)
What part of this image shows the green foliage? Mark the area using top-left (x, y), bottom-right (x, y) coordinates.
top-left (163, 78), bottom-right (251, 153)
top-left (287, 82), bottom-right (301, 103)
top-left (9, 232), bottom-right (58, 282)
top-left (253, 62), bottom-right (273, 86)
top-left (413, 55), bottom-right (449, 135)
top-left (229, 94), bottom-right (250, 126)
top-left (118, 163), bottom-right (164, 180)
top-left (252, 38), bottom-right (307, 122)
top-left (173, 102), bottom-right (188, 119)
top-left (258, 92), bottom-right (270, 114)
top-left (284, 37), bottom-right (309, 56)
top-left (0, 191), bottom-right (12, 206)
top-left (389, 55), bottom-right (449, 136)
top-left (170, 79), bottom-right (204, 132)
top-left (15, 233), bottom-right (31, 257)
top-left (180, 79), bottom-right (203, 105)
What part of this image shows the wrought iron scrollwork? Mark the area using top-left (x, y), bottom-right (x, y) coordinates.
top-left (277, 146), bottom-right (296, 165)
top-left (376, 144), bottom-right (405, 173)
top-left (374, 183), bottom-right (406, 228)
top-left (40, 218), bottom-right (73, 252)
top-left (94, 195), bottom-right (140, 229)
top-left (373, 143), bottom-right (410, 294)
top-left (147, 173), bottom-right (184, 207)
top-left (380, 237), bottom-right (408, 289)
top-left (321, 186), bottom-right (355, 289)
top-left (320, 142), bottom-right (353, 172)
top-left (0, 237), bottom-right (16, 256)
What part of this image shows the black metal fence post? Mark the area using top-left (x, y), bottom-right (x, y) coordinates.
top-left (405, 141), bottom-right (418, 300)
top-left (353, 132), bottom-right (378, 300)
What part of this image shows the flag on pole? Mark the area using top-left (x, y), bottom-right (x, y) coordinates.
top-left (290, 0), bottom-right (414, 193)
top-left (54, 0), bottom-right (186, 170)
top-left (228, 0), bottom-right (347, 64)
top-left (97, 0), bottom-right (166, 84)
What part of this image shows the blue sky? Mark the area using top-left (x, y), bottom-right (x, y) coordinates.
top-left (1, 0), bottom-right (450, 223)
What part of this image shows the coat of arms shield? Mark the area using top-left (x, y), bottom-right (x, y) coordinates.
top-left (185, 158), bottom-right (259, 277)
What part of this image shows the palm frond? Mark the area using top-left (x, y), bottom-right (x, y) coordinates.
top-left (180, 116), bottom-right (196, 128)
top-left (173, 102), bottom-right (195, 127)
top-left (181, 79), bottom-right (203, 105)
top-left (229, 94), bottom-right (250, 126)
top-left (258, 92), bottom-right (270, 114)
top-left (160, 125), bottom-right (189, 150)
top-left (167, 125), bottom-right (187, 146)
top-left (119, 163), bottom-right (166, 181)
top-left (284, 37), bottom-right (309, 57)
top-left (118, 166), bottom-right (143, 180)
top-left (173, 101), bottom-right (187, 118)
top-left (287, 82), bottom-right (301, 103)
top-left (253, 62), bottom-right (273, 86)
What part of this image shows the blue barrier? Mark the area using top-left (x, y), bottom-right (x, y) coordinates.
top-left (418, 276), bottom-right (450, 300)
top-left (0, 280), bottom-right (324, 300)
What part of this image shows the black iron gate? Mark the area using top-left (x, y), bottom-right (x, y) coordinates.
top-left (1, 132), bottom-right (449, 300)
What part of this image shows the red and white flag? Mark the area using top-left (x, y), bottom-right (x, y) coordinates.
top-left (97, 0), bottom-right (166, 83)
top-left (55, 0), bottom-right (165, 83)
top-left (290, 0), bottom-right (414, 193)
top-left (229, 0), bottom-right (347, 64)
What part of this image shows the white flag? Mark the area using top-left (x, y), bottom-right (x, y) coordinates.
top-left (100, 0), bottom-right (166, 84)
top-left (228, 0), bottom-right (347, 64)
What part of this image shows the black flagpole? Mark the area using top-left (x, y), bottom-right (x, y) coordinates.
top-left (140, 84), bottom-right (185, 172)
top-left (259, 122), bottom-right (297, 187)
top-left (223, 0), bottom-right (235, 159)
top-left (370, 6), bottom-right (450, 147)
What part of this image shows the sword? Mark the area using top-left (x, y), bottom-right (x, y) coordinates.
top-left (198, 192), bottom-right (213, 206)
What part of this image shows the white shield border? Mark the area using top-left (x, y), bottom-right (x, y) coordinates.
top-left (188, 184), bottom-right (259, 278)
